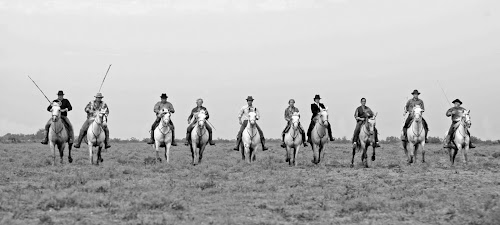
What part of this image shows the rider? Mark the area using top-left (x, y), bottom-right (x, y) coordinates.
top-left (443, 99), bottom-right (476, 149)
top-left (233, 96), bottom-right (269, 151)
top-left (41, 90), bottom-right (74, 145)
top-left (147, 93), bottom-right (177, 146)
top-left (352, 98), bottom-right (380, 148)
top-left (307, 95), bottom-right (335, 142)
top-left (73, 93), bottom-right (111, 149)
top-left (402, 90), bottom-right (429, 143)
top-left (280, 99), bottom-right (307, 148)
top-left (184, 98), bottom-right (216, 146)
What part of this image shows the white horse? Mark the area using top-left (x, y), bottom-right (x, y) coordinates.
top-left (189, 110), bottom-right (209, 165)
top-left (48, 103), bottom-right (72, 165)
top-left (310, 108), bottom-right (331, 164)
top-left (87, 109), bottom-right (106, 165)
top-left (153, 108), bottom-right (172, 163)
top-left (284, 112), bottom-right (303, 166)
top-left (403, 105), bottom-right (426, 164)
top-left (240, 111), bottom-right (260, 163)
top-left (352, 113), bottom-right (377, 168)
top-left (448, 110), bottom-right (472, 165)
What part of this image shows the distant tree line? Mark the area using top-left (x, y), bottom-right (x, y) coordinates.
top-left (1, 129), bottom-right (498, 145)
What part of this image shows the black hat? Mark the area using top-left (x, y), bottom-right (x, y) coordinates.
top-left (452, 99), bottom-right (462, 104)
top-left (314, 94), bottom-right (321, 100)
top-left (57, 90), bottom-right (64, 95)
top-left (246, 96), bottom-right (254, 101)
top-left (160, 93), bottom-right (168, 99)
top-left (411, 90), bottom-right (421, 95)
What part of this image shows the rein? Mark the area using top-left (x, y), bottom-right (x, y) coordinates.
top-left (158, 116), bottom-right (171, 136)
top-left (51, 116), bottom-right (64, 136)
top-left (246, 120), bottom-right (258, 142)
top-left (287, 121), bottom-right (300, 142)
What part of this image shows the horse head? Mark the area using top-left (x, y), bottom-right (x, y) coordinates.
top-left (318, 107), bottom-right (329, 126)
top-left (412, 105), bottom-right (424, 122)
top-left (197, 110), bottom-right (207, 127)
top-left (160, 108), bottom-right (171, 126)
top-left (95, 109), bottom-right (108, 125)
top-left (291, 112), bottom-right (300, 129)
top-left (248, 111), bottom-right (257, 126)
top-left (50, 102), bottom-right (61, 122)
top-left (462, 110), bottom-right (471, 128)
top-left (366, 112), bottom-right (377, 135)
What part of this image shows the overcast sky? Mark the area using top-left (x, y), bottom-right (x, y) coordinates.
top-left (1, 0), bottom-right (499, 140)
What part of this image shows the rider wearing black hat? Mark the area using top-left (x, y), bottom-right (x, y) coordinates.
top-left (443, 99), bottom-right (476, 149)
top-left (402, 90), bottom-right (429, 143)
top-left (307, 95), bottom-right (335, 142)
top-left (147, 93), bottom-right (177, 146)
top-left (233, 96), bottom-right (269, 151)
top-left (41, 90), bottom-right (74, 145)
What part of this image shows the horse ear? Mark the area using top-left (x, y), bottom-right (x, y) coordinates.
top-left (325, 107), bottom-right (329, 111)
top-left (374, 112), bottom-right (378, 118)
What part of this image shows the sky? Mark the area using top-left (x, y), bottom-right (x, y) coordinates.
top-left (1, 0), bottom-right (499, 141)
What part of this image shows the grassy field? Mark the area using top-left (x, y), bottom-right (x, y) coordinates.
top-left (0, 142), bottom-right (499, 225)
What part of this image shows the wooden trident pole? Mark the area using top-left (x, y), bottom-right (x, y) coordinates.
top-left (28, 76), bottom-right (51, 104)
top-left (98, 64), bottom-right (112, 93)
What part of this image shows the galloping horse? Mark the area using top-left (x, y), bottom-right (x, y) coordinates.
top-left (153, 108), bottom-right (173, 163)
top-left (48, 102), bottom-right (72, 165)
top-left (87, 109), bottom-right (106, 165)
top-left (352, 113), bottom-right (377, 168)
top-left (310, 108), bottom-right (331, 164)
top-left (403, 105), bottom-right (426, 164)
top-left (240, 111), bottom-right (260, 163)
top-left (448, 110), bottom-right (472, 165)
top-left (284, 112), bottom-right (303, 166)
top-left (189, 110), bottom-right (209, 165)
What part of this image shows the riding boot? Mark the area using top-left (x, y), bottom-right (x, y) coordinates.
top-left (443, 135), bottom-right (453, 148)
top-left (208, 130), bottom-right (215, 145)
top-left (41, 124), bottom-right (50, 145)
top-left (104, 127), bottom-right (111, 149)
top-left (280, 133), bottom-right (286, 148)
top-left (327, 124), bottom-right (335, 141)
top-left (301, 131), bottom-right (308, 147)
top-left (469, 141), bottom-right (476, 148)
top-left (402, 128), bottom-right (408, 142)
top-left (261, 138), bottom-right (269, 151)
top-left (73, 132), bottom-right (85, 148)
top-left (233, 138), bottom-right (241, 151)
top-left (170, 127), bottom-right (177, 146)
top-left (147, 131), bottom-right (155, 144)
top-left (425, 132), bottom-right (429, 143)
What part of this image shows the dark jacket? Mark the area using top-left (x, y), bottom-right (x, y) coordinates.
top-left (188, 106), bottom-right (210, 121)
top-left (310, 103), bottom-right (326, 121)
top-left (47, 99), bottom-right (72, 117)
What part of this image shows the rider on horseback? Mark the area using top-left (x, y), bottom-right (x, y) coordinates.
top-left (443, 99), bottom-right (476, 149)
top-left (73, 93), bottom-right (111, 149)
top-left (233, 96), bottom-right (269, 151)
top-left (280, 99), bottom-right (307, 148)
top-left (307, 95), bottom-right (335, 142)
top-left (352, 98), bottom-right (380, 148)
top-left (41, 90), bottom-right (74, 146)
top-left (402, 90), bottom-right (429, 143)
top-left (185, 98), bottom-right (215, 146)
top-left (147, 93), bottom-right (177, 146)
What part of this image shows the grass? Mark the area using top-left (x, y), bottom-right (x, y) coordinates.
top-left (0, 142), bottom-right (499, 224)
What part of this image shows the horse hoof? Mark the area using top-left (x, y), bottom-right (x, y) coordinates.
top-left (68, 157), bottom-right (73, 163)
top-left (100, 158), bottom-right (104, 163)
top-left (285, 158), bottom-right (290, 162)
top-left (371, 156), bottom-right (376, 161)
top-left (350, 164), bottom-right (354, 168)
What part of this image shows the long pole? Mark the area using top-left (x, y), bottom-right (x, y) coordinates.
top-left (28, 76), bottom-right (51, 104)
top-left (98, 64), bottom-right (112, 93)
top-left (436, 80), bottom-right (452, 107)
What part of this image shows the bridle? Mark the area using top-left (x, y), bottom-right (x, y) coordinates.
top-left (158, 111), bottom-right (171, 136)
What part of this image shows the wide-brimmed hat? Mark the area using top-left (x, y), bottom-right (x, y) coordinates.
top-left (57, 90), bottom-right (64, 96)
top-left (411, 90), bottom-right (421, 95)
top-left (452, 99), bottom-right (462, 104)
top-left (314, 94), bottom-right (321, 100)
top-left (246, 96), bottom-right (254, 101)
top-left (95, 93), bottom-right (104, 98)
top-left (160, 93), bottom-right (168, 99)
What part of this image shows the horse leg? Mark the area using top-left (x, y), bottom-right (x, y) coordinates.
top-left (454, 144), bottom-right (461, 165)
top-left (285, 146), bottom-right (291, 164)
top-left (199, 145), bottom-right (206, 164)
top-left (371, 144), bottom-right (376, 161)
top-left (407, 144), bottom-right (414, 164)
top-left (245, 146), bottom-right (251, 163)
top-left (293, 146), bottom-right (300, 166)
top-left (88, 143), bottom-right (93, 165)
top-left (463, 143), bottom-right (469, 165)
top-left (350, 145), bottom-right (356, 168)
top-left (421, 144), bottom-right (426, 163)
top-left (311, 145), bottom-right (319, 164)
top-left (68, 142), bottom-right (73, 163)
top-left (50, 143), bottom-right (56, 166)
top-left (59, 143), bottom-right (64, 164)
top-left (448, 147), bottom-right (453, 165)
top-left (155, 143), bottom-right (161, 163)
top-left (96, 147), bottom-right (101, 165)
